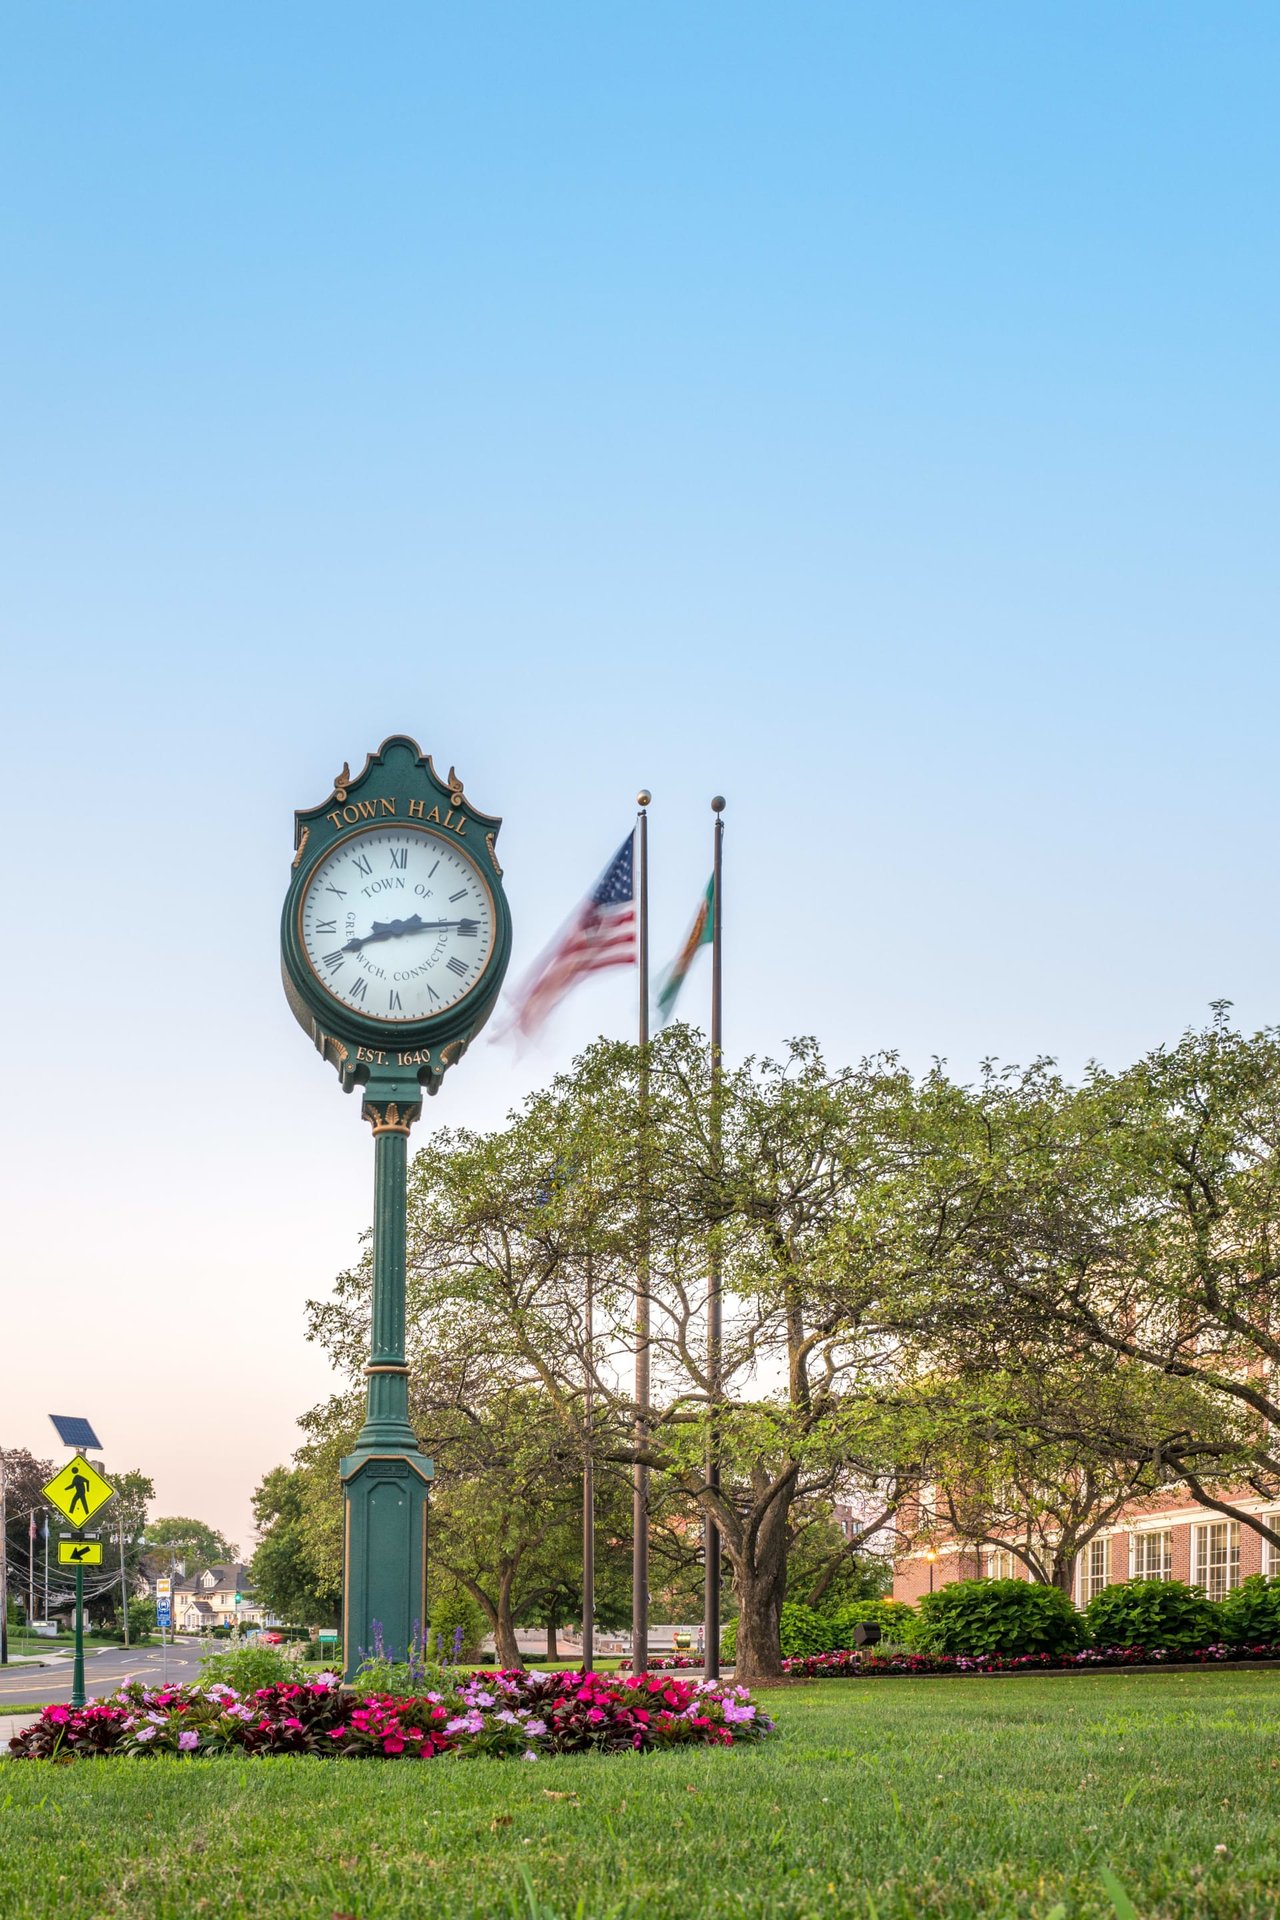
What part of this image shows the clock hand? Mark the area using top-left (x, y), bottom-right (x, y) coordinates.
top-left (342, 915), bottom-right (477, 953)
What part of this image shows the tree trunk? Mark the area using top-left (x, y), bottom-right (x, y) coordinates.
top-left (732, 1564), bottom-right (787, 1681)
top-left (493, 1567), bottom-right (524, 1670)
top-left (546, 1618), bottom-right (558, 1660)
top-left (717, 1481), bottom-right (794, 1682)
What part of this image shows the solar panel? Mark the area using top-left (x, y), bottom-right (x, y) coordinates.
top-left (49, 1415), bottom-right (102, 1450)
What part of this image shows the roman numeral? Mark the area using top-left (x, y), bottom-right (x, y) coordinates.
top-left (325, 884), bottom-right (347, 897)
top-left (353, 854), bottom-right (372, 877)
top-left (315, 920), bottom-right (337, 934)
top-left (389, 989), bottom-right (402, 1011)
top-left (428, 860), bottom-right (440, 878)
top-left (447, 956), bottom-right (468, 978)
top-left (457, 919), bottom-right (478, 937)
top-left (350, 976), bottom-right (368, 1002)
top-left (389, 846), bottom-right (407, 869)
top-left (449, 889), bottom-right (468, 903)
top-left (427, 984), bottom-right (440, 1003)
top-left (323, 951), bottom-right (344, 970)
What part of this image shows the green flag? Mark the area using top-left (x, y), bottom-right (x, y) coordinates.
top-left (656, 876), bottom-right (715, 1023)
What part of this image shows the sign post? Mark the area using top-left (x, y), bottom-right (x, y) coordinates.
top-left (42, 1455), bottom-right (116, 1708)
top-left (156, 1577), bottom-right (172, 1684)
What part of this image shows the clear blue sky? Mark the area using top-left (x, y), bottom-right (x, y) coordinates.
top-left (3, 3), bottom-right (1276, 1548)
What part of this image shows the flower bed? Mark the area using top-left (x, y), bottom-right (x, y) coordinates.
top-left (647, 1655), bottom-right (703, 1671)
top-left (781, 1641), bottom-right (1280, 1679)
top-left (8, 1669), bottom-right (773, 1762)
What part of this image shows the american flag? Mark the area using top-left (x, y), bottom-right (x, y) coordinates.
top-left (509, 833), bottom-right (637, 1035)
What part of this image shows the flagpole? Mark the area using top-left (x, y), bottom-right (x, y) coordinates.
top-left (582, 1248), bottom-right (595, 1672)
top-left (631, 790), bottom-right (651, 1676)
top-left (704, 796), bottom-right (725, 1676)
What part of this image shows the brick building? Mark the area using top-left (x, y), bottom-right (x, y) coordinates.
top-left (894, 1490), bottom-right (1280, 1606)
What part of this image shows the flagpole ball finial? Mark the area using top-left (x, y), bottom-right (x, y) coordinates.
top-left (711, 795), bottom-right (725, 813)
top-left (637, 789), bottom-right (651, 808)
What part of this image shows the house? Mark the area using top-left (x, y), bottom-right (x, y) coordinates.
top-left (141, 1562), bottom-right (276, 1631)
top-left (893, 1485), bottom-right (1280, 1606)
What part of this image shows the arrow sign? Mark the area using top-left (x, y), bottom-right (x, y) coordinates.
top-left (58, 1539), bottom-right (104, 1566)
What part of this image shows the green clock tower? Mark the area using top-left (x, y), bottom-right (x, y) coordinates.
top-left (281, 736), bottom-right (512, 1676)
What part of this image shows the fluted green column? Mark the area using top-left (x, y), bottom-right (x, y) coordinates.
top-left (340, 1079), bottom-right (434, 1678)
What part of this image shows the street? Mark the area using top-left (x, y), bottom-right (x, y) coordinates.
top-left (0, 1637), bottom-right (206, 1705)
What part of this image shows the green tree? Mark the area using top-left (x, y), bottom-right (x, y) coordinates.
top-left (927, 1014), bottom-right (1280, 1563)
top-left (145, 1516), bottom-right (238, 1566)
top-left (308, 1029), bottom-right (937, 1680)
top-left (249, 1468), bottom-right (341, 1628)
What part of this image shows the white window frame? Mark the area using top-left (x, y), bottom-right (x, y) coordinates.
top-left (986, 1549), bottom-right (1019, 1580)
top-left (1260, 1511), bottom-right (1280, 1580)
top-left (1192, 1520), bottom-right (1240, 1600)
top-left (1131, 1529), bottom-right (1173, 1581)
top-left (1079, 1536), bottom-right (1109, 1604)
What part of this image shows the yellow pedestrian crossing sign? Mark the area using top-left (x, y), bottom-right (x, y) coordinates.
top-left (58, 1539), bottom-right (104, 1566)
top-left (42, 1454), bottom-right (116, 1528)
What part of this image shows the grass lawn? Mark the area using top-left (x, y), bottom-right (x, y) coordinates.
top-left (3, 1670), bottom-right (1280, 1918)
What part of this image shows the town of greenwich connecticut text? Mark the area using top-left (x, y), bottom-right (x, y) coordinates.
top-left (4, 8), bottom-right (1280, 1919)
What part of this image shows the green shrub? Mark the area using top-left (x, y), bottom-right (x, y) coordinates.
top-left (1084, 1578), bottom-right (1219, 1654)
top-left (427, 1588), bottom-right (487, 1662)
top-left (915, 1579), bottom-right (1085, 1657)
top-left (199, 1640), bottom-right (298, 1691)
top-left (721, 1603), bottom-right (842, 1663)
top-left (827, 1600), bottom-right (920, 1648)
top-left (1217, 1574), bottom-right (1280, 1645)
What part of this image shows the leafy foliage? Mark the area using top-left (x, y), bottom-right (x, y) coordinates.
top-left (427, 1587), bottom-right (487, 1662)
top-left (1084, 1578), bottom-right (1219, 1654)
top-left (248, 1467), bottom-right (340, 1627)
top-left (146, 1516), bottom-right (238, 1565)
top-left (914, 1579), bottom-right (1086, 1657)
top-left (198, 1640), bottom-right (300, 1692)
top-left (826, 1599), bottom-right (920, 1646)
top-left (1217, 1574), bottom-right (1280, 1644)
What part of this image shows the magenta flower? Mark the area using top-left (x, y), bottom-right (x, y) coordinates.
top-left (178, 1730), bottom-right (199, 1752)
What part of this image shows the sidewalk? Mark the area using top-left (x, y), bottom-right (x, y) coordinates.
top-left (0, 1712), bottom-right (36, 1750)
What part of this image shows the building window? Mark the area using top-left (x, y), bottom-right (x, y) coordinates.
top-left (986, 1550), bottom-right (1019, 1580)
top-left (1079, 1537), bottom-right (1109, 1604)
top-left (1192, 1521), bottom-right (1240, 1600)
top-left (1260, 1512), bottom-right (1280, 1580)
top-left (1132, 1530), bottom-right (1173, 1581)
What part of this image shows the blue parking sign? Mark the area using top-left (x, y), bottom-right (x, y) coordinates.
top-left (156, 1601), bottom-right (171, 1629)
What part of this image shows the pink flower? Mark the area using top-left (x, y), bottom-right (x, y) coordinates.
top-left (46, 1706), bottom-right (69, 1725)
top-left (178, 1730), bottom-right (199, 1752)
top-left (383, 1736), bottom-right (405, 1754)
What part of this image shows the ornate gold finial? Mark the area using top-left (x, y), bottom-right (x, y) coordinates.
top-left (362, 1099), bottom-right (418, 1136)
top-left (334, 761), bottom-right (352, 802)
top-left (447, 765), bottom-right (465, 806)
top-left (637, 789), bottom-right (652, 808)
top-left (485, 831), bottom-right (503, 877)
top-left (292, 823), bottom-right (311, 870)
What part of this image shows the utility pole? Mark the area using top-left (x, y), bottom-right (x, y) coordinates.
top-left (1, 1450), bottom-right (8, 1665)
top-left (117, 1510), bottom-right (130, 1647)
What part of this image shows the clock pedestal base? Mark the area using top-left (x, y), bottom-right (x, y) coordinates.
top-left (339, 1450), bottom-right (433, 1678)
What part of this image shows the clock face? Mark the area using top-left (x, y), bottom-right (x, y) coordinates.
top-left (298, 825), bottom-right (497, 1023)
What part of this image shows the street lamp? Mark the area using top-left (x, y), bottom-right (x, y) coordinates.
top-left (925, 1548), bottom-right (938, 1594)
